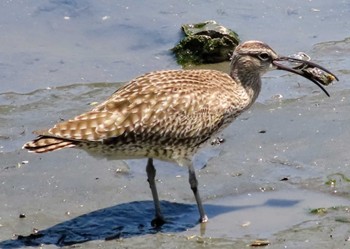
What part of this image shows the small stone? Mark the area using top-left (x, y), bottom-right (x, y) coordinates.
top-left (211, 137), bottom-right (225, 145)
top-left (241, 221), bottom-right (251, 227)
top-left (250, 239), bottom-right (270, 247)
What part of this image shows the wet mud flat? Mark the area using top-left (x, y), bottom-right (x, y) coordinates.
top-left (1, 84), bottom-right (350, 248)
top-left (0, 0), bottom-right (350, 248)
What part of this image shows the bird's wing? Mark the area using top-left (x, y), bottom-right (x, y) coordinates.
top-left (35, 70), bottom-right (236, 143)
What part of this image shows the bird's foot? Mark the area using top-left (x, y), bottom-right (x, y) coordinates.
top-left (151, 216), bottom-right (166, 228)
top-left (199, 215), bottom-right (208, 223)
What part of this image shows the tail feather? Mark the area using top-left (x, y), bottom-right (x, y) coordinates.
top-left (23, 136), bottom-right (76, 153)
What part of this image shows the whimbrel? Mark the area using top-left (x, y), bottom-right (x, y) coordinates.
top-left (23, 41), bottom-right (337, 226)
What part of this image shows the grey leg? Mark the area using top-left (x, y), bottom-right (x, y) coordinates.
top-left (146, 158), bottom-right (165, 227)
top-left (188, 164), bottom-right (208, 223)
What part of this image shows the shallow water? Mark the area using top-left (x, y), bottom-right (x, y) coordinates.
top-left (1, 1), bottom-right (350, 248)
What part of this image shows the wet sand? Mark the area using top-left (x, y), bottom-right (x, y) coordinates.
top-left (1, 1), bottom-right (350, 248)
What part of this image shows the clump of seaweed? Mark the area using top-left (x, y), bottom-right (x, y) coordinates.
top-left (172, 20), bottom-right (240, 65)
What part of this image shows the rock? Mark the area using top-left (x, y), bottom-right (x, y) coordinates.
top-left (172, 20), bottom-right (240, 65)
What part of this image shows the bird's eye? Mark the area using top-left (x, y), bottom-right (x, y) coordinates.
top-left (258, 52), bottom-right (270, 61)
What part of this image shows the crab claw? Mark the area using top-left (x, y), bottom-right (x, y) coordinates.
top-left (273, 56), bottom-right (338, 97)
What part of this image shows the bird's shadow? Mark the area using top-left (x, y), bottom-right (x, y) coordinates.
top-left (0, 198), bottom-right (300, 248)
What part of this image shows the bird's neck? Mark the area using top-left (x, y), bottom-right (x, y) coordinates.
top-left (229, 59), bottom-right (262, 104)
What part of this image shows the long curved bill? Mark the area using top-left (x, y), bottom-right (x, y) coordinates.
top-left (273, 56), bottom-right (339, 97)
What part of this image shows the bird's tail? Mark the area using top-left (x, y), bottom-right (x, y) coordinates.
top-left (23, 136), bottom-right (76, 153)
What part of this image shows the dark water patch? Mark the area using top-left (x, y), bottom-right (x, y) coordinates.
top-left (0, 197), bottom-right (300, 248)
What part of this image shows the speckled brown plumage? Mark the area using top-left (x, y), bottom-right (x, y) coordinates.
top-left (23, 40), bottom-right (336, 225)
top-left (24, 68), bottom-right (257, 158)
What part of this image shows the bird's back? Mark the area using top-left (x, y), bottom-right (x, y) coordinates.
top-left (24, 69), bottom-right (253, 162)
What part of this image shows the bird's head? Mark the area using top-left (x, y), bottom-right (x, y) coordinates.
top-left (230, 40), bottom-right (338, 96)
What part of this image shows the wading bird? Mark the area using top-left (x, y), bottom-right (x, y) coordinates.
top-left (23, 40), bottom-right (338, 226)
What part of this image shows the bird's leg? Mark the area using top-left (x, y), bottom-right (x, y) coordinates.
top-left (146, 158), bottom-right (165, 227)
top-left (188, 164), bottom-right (208, 223)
